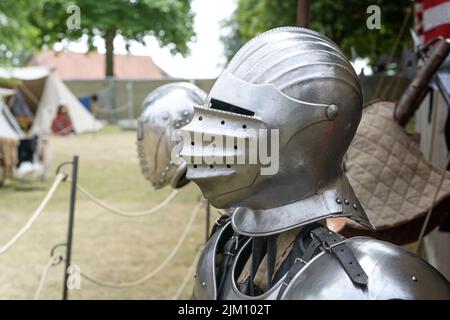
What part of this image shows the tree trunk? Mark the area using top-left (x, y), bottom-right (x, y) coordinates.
top-left (105, 28), bottom-right (116, 77)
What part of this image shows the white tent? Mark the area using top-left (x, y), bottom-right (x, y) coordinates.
top-left (0, 66), bottom-right (103, 134)
top-left (0, 96), bottom-right (23, 140)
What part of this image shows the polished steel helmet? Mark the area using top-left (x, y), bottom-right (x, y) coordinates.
top-left (137, 82), bottom-right (207, 189)
top-left (180, 27), bottom-right (373, 235)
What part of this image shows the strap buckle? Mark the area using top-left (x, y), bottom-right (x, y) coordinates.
top-left (231, 235), bottom-right (239, 251)
top-left (321, 240), bottom-right (332, 252)
top-left (294, 257), bottom-right (307, 265)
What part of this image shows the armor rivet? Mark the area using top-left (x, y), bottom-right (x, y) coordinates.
top-left (194, 273), bottom-right (197, 278)
top-left (336, 198), bottom-right (342, 204)
top-left (326, 104), bottom-right (339, 120)
top-left (199, 116), bottom-right (203, 121)
top-left (344, 199), bottom-right (349, 205)
top-left (352, 203), bottom-right (357, 209)
top-left (162, 172), bottom-right (166, 176)
top-left (184, 111), bottom-right (189, 116)
top-left (411, 276), bottom-right (417, 282)
top-left (202, 281), bottom-right (206, 287)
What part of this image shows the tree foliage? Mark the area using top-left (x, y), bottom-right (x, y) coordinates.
top-left (222, 0), bottom-right (413, 65)
top-left (0, 1), bottom-right (44, 66)
top-left (1, 0), bottom-right (195, 76)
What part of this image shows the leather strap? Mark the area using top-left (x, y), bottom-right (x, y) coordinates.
top-left (266, 235), bottom-right (277, 289)
top-left (210, 214), bottom-right (232, 239)
top-left (310, 228), bottom-right (368, 286)
top-left (276, 226), bottom-right (368, 299)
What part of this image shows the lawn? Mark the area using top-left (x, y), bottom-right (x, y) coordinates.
top-left (0, 126), bottom-right (214, 299)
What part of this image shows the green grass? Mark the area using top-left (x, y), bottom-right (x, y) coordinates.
top-left (0, 126), bottom-right (216, 299)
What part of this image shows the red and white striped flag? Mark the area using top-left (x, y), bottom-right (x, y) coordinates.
top-left (415, 0), bottom-right (450, 43)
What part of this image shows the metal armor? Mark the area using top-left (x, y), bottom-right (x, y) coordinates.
top-left (180, 27), bottom-right (373, 232)
top-left (181, 27), bottom-right (450, 300)
top-left (137, 82), bottom-right (206, 189)
top-left (193, 220), bottom-right (450, 300)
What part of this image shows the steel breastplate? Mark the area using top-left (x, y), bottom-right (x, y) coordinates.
top-left (192, 221), bottom-right (450, 300)
top-left (192, 221), bottom-right (285, 300)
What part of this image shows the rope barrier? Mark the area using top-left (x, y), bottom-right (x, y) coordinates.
top-left (171, 248), bottom-right (202, 300)
top-left (0, 173), bottom-right (65, 256)
top-left (33, 253), bottom-right (64, 300)
top-left (80, 200), bottom-right (203, 288)
top-left (68, 177), bottom-right (179, 217)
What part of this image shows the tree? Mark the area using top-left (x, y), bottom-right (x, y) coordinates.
top-left (0, 1), bottom-right (44, 66)
top-left (2, 0), bottom-right (195, 77)
top-left (221, 0), bottom-right (412, 66)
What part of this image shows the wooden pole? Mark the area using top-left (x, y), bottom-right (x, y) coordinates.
top-left (394, 40), bottom-right (450, 126)
top-left (297, 0), bottom-right (310, 28)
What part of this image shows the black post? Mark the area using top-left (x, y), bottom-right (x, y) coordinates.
top-left (205, 200), bottom-right (210, 243)
top-left (62, 155), bottom-right (78, 300)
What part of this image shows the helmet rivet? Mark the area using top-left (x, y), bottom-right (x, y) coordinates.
top-left (344, 199), bottom-right (349, 205)
top-left (352, 203), bottom-right (357, 209)
top-left (336, 198), bottom-right (342, 204)
top-left (326, 104), bottom-right (339, 120)
top-left (411, 276), bottom-right (417, 282)
top-left (193, 273), bottom-right (197, 278)
top-left (202, 281), bottom-right (206, 286)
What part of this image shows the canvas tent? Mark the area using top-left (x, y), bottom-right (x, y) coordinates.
top-left (0, 96), bottom-right (23, 140)
top-left (0, 96), bottom-right (23, 182)
top-left (0, 66), bottom-right (103, 134)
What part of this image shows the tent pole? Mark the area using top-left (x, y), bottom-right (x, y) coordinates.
top-left (127, 81), bottom-right (133, 121)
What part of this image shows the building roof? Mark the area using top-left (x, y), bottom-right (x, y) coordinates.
top-left (28, 50), bottom-right (168, 80)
